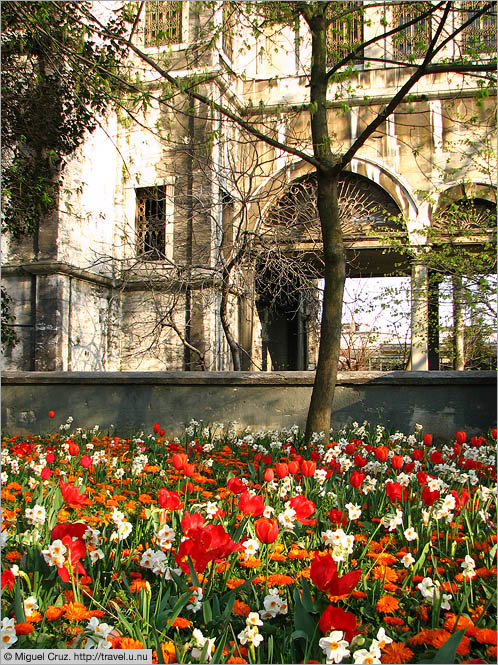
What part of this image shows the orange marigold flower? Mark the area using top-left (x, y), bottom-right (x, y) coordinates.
top-left (432, 630), bottom-right (471, 656)
top-left (265, 574), bottom-right (294, 586)
top-left (239, 557), bottom-right (261, 569)
top-left (15, 622), bottom-right (35, 635)
top-left (167, 617), bottom-right (191, 628)
top-left (227, 658), bottom-right (248, 664)
top-left (380, 642), bottom-right (414, 664)
top-left (486, 646), bottom-right (497, 660)
top-left (26, 611), bottom-right (42, 623)
top-left (233, 600), bottom-right (251, 618)
top-left (5, 551), bottom-right (22, 562)
top-left (89, 610), bottom-right (106, 619)
top-left (408, 629), bottom-right (438, 646)
top-left (470, 604), bottom-right (485, 622)
top-left (384, 616), bottom-right (405, 627)
top-left (366, 552), bottom-right (397, 566)
top-left (352, 590), bottom-right (367, 599)
top-left (443, 613), bottom-right (474, 633)
top-left (474, 628), bottom-right (497, 645)
top-left (129, 579), bottom-right (150, 593)
top-left (417, 604), bottom-right (429, 623)
top-left (46, 606), bottom-right (65, 621)
top-left (226, 579), bottom-right (245, 590)
top-left (376, 595), bottom-right (400, 614)
top-left (372, 566), bottom-right (398, 583)
top-left (63, 602), bottom-right (91, 622)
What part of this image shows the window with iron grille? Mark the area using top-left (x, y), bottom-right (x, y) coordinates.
top-left (461, 1), bottom-right (497, 55)
top-left (136, 186), bottom-right (166, 259)
top-left (392, 3), bottom-right (432, 59)
top-left (326, 1), bottom-right (364, 66)
top-left (144, 1), bottom-right (182, 47)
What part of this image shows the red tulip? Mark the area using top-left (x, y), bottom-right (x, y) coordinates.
top-left (423, 433), bottom-right (433, 446)
top-left (318, 605), bottom-right (358, 641)
top-left (328, 509), bottom-right (347, 526)
top-left (182, 481), bottom-right (194, 494)
top-left (354, 454), bottom-right (367, 468)
top-left (51, 522), bottom-right (89, 542)
top-left (275, 462), bottom-right (289, 479)
top-left (158, 489), bottom-right (184, 511)
top-left (345, 443), bottom-right (356, 455)
top-left (183, 463), bottom-right (195, 477)
top-left (404, 462), bottom-right (415, 474)
top-left (153, 423), bottom-right (161, 434)
top-left (417, 471), bottom-right (428, 486)
top-left (41, 467), bottom-right (52, 480)
top-left (254, 517), bottom-right (279, 544)
top-left (264, 468), bottom-right (275, 482)
top-left (492, 428), bottom-right (497, 440)
top-left (310, 552), bottom-right (361, 597)
top-left (430, 450), bottom-right (443, 465)
top-left (68, 441), bottom-right (79, 456)
top-left (80, 455), bottom-right (93, 468)
top-left (374, 446), bottom-right (389, 462)
top-left (48, 410), bottom-right (55, 419)
top-left (46, 452), bottom-right (55, 464)
top-left (300, 460), bottom-right (316, 477)
top-left (289, 495), bottom-right (316, 525)
top-left (55, 535), bottom-right (87, 583)
top-left (238, 491), bottom-right (265, 516)
top-left (181, 511), bottom-right (205, 536)
top-left (1, 569), bottom-right (15, 590)
top-left (159, 429), bottom-right (165, 437)
top-left (59, 482), bottom-right (88, 507)
top-left (174, 523), bottom-right (238, 574)
top-left (456, 431), bottom-right (467, 444)
top-left (349, 471), bottom-right (365, 488)
top-left (227, 477), bottom-right (246, 494)
top-left (288, 460), bottom-right (300, 475)
top-left (172, 453), bottom-right (188, 470)
top-left (386, 481), bottom-right (406, 503)
top-left (412, 448), bottom-right (424, 461)
top-left (471, 436), bottom-right (484, 447)
top-left (391, 455), bottom-right (404, 470)
top-left (421, 485), bottom-right (440, 507)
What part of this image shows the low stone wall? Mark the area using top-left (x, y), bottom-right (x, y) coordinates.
top-left (1, 371), bottom-right (496, 440)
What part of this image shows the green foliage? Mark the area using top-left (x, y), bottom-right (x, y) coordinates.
top-left (1, 1), bottom-right (130, 238)
top-left (1, 286), bottom-right (19, 351)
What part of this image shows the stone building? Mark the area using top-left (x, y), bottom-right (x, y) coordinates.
top-left (2, 1), bottom-right (496, 373)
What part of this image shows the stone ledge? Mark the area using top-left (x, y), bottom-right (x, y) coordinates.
top-left (2, 370), bottom-right (496, 387)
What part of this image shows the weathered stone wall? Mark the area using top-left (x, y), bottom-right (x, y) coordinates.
top-left (2, 371), bottom-right (495, 440)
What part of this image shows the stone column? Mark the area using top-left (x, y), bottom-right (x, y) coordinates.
top-left (410, 261), bottom-right (429, 371)
top-left (452, 275), bottom-right (465, 370)
top-left (428, 270), bottom-right (441, 370)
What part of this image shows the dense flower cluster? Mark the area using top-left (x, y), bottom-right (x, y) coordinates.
top-left (1, 417), bottom-right (496, 663)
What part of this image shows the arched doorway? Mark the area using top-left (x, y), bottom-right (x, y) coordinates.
top-left (255, 172), bottom-right (405, 371)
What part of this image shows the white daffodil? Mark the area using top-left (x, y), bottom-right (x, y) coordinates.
top-left (319, 631), bottom-right (350, 664)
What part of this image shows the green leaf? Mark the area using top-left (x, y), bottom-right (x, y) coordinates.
top-left (14, 580), bottom-right (26, 623)
top-left (202, 599), bottom-right (213, 624)
top-left (300, 578), bottom-right (316, 613)
top-left (428, 629), bottom-right (467, 664)
top-left (292, 588), bottom-right (316, 641)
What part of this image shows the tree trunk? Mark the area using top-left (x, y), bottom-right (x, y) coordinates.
top-left (220, 272), bottom-right (241, 370)
top-left (304, 8), bottom-right (345, 440)
top-left (305, 174), bottom-right (345, 439)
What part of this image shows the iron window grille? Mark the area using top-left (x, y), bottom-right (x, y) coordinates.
top-left (136, 186), bottom-right (167, 259)
top-left (144, 1), bottom-right (182, 47)
top-left (460, 1), bottom-right (497, 55)
top-left (392, 3), bottom-right (432, 59)
top-left (326, 1), bottom-right (364, 66)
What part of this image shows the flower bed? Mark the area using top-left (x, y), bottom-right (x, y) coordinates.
top-left (1, 417), bottom-right (496, 664)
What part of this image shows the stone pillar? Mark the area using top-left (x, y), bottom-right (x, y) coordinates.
top-left (410, 262), bottom-right (429, 371)
top-left (428, 270), bottom-right (441, 370)
top-left (452, 275), bottom-right (465, 370)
